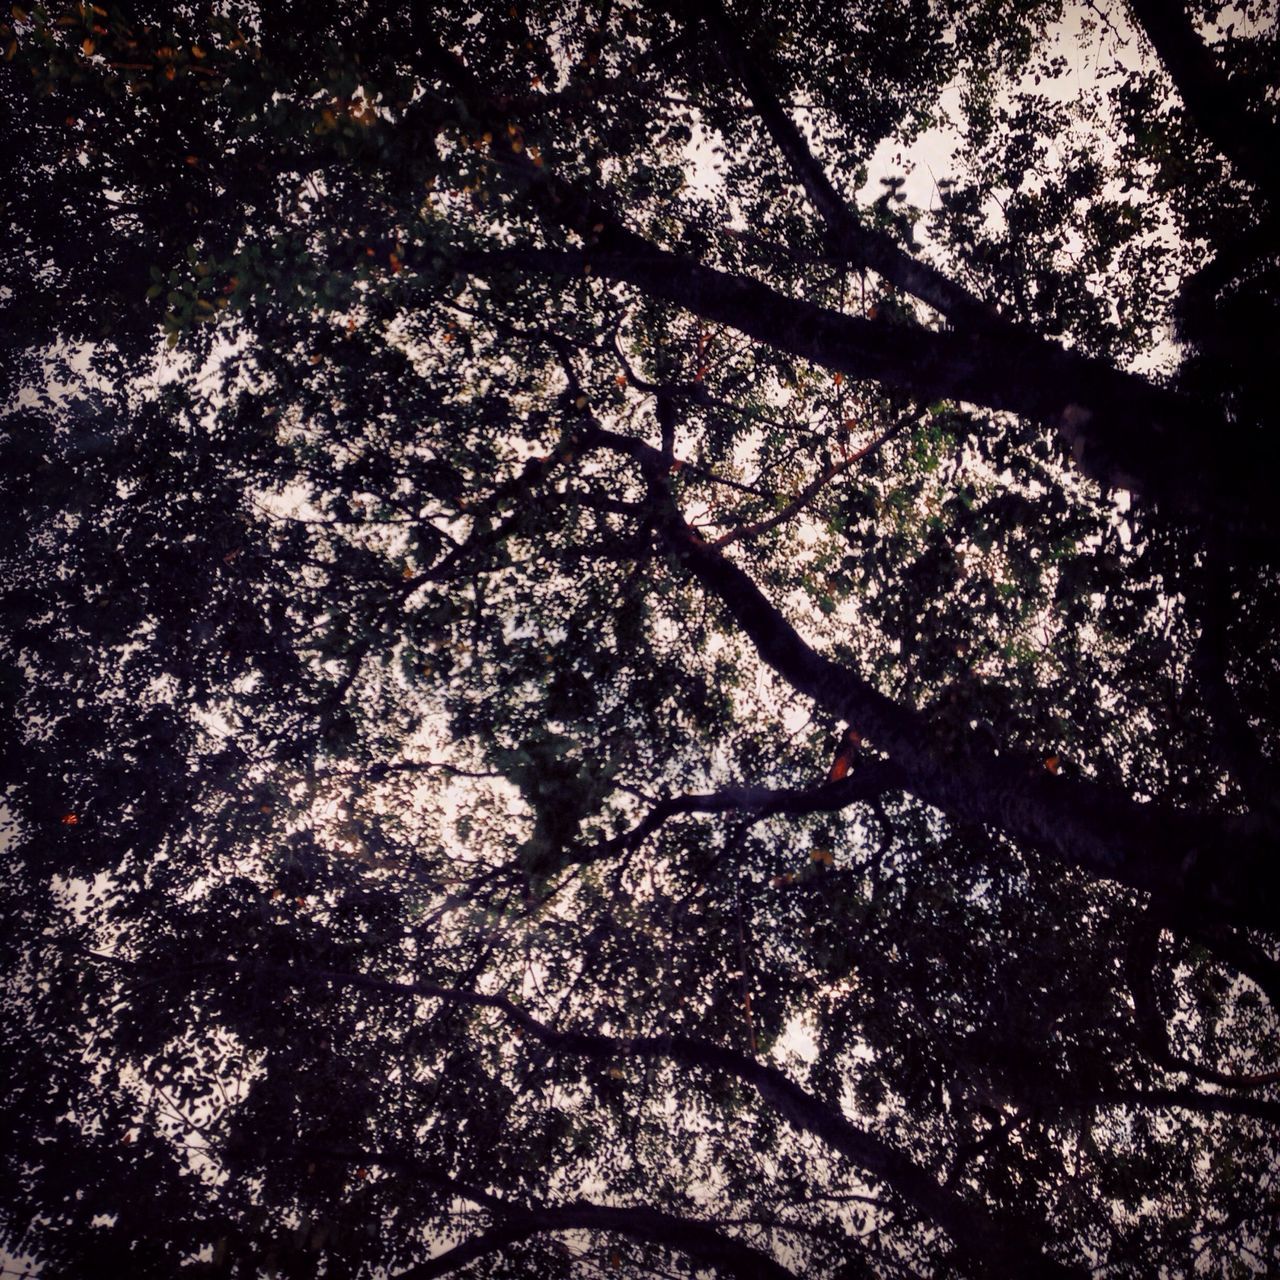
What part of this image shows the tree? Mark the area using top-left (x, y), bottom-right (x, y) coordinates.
top-left (2, 0), bottom-right (1278, 1275)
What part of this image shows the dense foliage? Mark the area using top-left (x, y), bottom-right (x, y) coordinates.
top-left (2, 1), bottom-right (1279, 1275)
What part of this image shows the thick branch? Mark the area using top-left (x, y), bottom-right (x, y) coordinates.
top-left (1128, 0), bottom-right (1280, 205)
top-left (464, 234), bottom-right (1269, 535)
top-left (577, 424), bottom-right (1277, 931)
top-left (1084, 1087), bottom-right (1280, 1127)
top-left (425, 34), bottom-right (1273, 532)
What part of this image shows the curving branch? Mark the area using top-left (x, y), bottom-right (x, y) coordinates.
top-left (283, 963), bottom-right (1081, 1279)
top-left (292, 1145), bottom-right (806, 1279)
top-left (399, 1203), bottom-right (801, 1280)
top-left (1126, 919), bottom-right (1280, 1089)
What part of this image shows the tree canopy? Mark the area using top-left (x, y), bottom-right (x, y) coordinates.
top-left (2, 1), bottom-right (1279, 1275)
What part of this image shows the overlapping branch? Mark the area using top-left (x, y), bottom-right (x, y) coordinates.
top-left (425, 29), bottom-right (1275, 534)
top-left (269, 962), bottom-right (1081, 1278)
top-left (573, 423), bottom-right (1278, 934)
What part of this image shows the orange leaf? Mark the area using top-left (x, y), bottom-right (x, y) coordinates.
top-left (1044, 755), bottom-right (1061, 774)
top-left (826, 727), bottom-right (861, 780)
top-left (60, 812), bottom-right (79, 825)
top-left (81, 37), bottom-right (94, 55)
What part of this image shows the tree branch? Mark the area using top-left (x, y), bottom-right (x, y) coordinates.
top-left (574, 423), bottom-right (1277, 933)
top-left (710, 415), bottom-right (909, 548)
top-left (284, 963), bottom-right (1082, 1279)
top-left (462, 234), bottom-right (1269, 535)
top-left (1083, 1086), bottom-right (1280, 1127)
top-left (420, 29), bottom-right (1273, 532)
top-left (293, 1144), bottom-right (804, 1279)
top-left (691, 0), bottom-right (1001, 330)
top-left (572, 761), bottom-right (907, 870)
top-left (1127, 0), bottom-right (1280, 205)
top-left (400, 1204), bottom-right (800, 1280)
top-left (1126, 919), bottom-right (1280, 1089)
